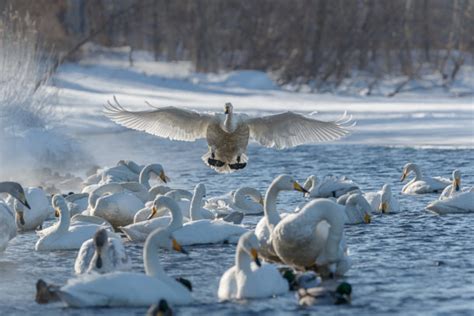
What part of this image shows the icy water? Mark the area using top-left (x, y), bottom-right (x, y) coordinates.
top-left (1, 133), bottom-right (473, 315)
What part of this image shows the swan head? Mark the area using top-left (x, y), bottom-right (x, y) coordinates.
top-left (52, 194), bottom-right (68, 217)
top-left (401, 163), bottom-right (418, 181)
top-left (147, 227), bottom-right (188, 254)
top-left (452, 169), bottom-right (461, 191)
top-left (1, 182), bottom-right (30, 209)
top-left (194, 183), bottom-right (206, 198)
top-left (238, 231), bottom-right (261, 267)
top-left (379, 184), bottom-right (392, 213)
top-left (346, 193), bottom-right (372, 223)
top-left (94, 229), bottom-right (108, 269)
top-left (272, 175), bottom-right (308, 195)
top-left (149, 195), bottom-right (180, 220)
top-left (224, 102), bottom-right (233, 115)
top-left (334, 282), bottom-right (352, 304)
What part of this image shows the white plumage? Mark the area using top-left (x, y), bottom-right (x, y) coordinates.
top-left (104, 98), bottom-right (352, 173)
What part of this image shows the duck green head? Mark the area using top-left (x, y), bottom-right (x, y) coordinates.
top-left (334, 282), bottom-right (352, 305)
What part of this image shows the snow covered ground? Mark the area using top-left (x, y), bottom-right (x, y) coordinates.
top-left (52, 50), bottom-right (473, 149)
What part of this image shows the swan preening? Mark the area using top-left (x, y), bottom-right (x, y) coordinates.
top-left (104, 98), bottom-right (353, 173)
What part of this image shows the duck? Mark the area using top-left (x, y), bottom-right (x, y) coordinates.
top-left (255, 175), bottom-right (308, 263)
top-left (35, 195), bottom-right (116, 251)
top-left (55, 226), bottom-right (192, 307)
top-left (205, 186), bottom-right (264, 215)
top-left (272, 199), bottom-right (351, 276)
top-left (0, 182), bottom-right (30, 252)
top-left (9, 187), bottom-right (51, 231)
top-left (298, 281), bottom-right (352, 306)
top-left (362, 184), bottom-right (400, 213)
top-left (439, 169), bottom-right (470, 200)
top-left (147, 299), bottom-right (173, 316)
top-left (104, 99), bottom-right (352, 173)
top-left (426, 190), bottom-right (474, 215)
top-left (74, 228), bottom-right (131, 275)
top-left (401, 163), bottom-right (450, 194)
top-left (303, 175), bottom-right (359, 198)
top-left (217, 231), bottom-right (289, 300)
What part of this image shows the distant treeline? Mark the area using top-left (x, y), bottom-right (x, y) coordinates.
top-left (3, 0), bottom-right (474, 89)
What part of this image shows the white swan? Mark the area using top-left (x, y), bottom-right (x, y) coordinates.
top-left (83, 160), bottom-right (143, 187)
top-left (65, 193), bottom-right (89, 216)
top-left (74, 228), bottom-right (131, 275)
top-left (439, 169), bottom-right (470, 200)
top-left (363, 184), bottom-right (400, 213)
top-left (56, 226), bottom-right (192, 307)
top-left (341, 193), bottom-right (372, 224)
top-left (104, 99), bottom-right (352, 173)
top-left (120, 196), bottom-right (184, 242)
top-left (0, 182), bottom-right (30, 252)
top-left (218, 231), bottom-right (288, 300)
top-left (8, 187), bottom-right (51, 231)
top-left (401, 163), bottom-right (450, 194)
top-left (255, 175), bottom-right (308, 263)
top-left (304, 175), bottom-right (359, 198)
top-left (35, 195), bottom-right (115, 251)
top-left (205, 187), bottom-right (263, 215)
top-left (272, 199), bottom-right (351, 276)
top-left (426, 190), bottom-right (474, 215)
top-left (89, 184), bottom-right (145, 228)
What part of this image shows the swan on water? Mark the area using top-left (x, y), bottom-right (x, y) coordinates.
top-left (401, 163), bottom-right (450, 194)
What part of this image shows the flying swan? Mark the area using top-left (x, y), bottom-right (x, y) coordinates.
top-left (104, 98), bottom-right (353, 173)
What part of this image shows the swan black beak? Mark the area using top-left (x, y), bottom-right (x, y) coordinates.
top-left (251, 248), bottom-right (261, 267)
top-left (293, 182), bottom-right (309, 194)
top-left (172, 239), bottom-right (188, 255)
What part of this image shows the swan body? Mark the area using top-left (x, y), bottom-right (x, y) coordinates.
top-left (255, 175), bottom-right (308, 263)
top-left (218, 231), bottom-right (288, 300)
top-left (74, 229), bottom-right (131, 275)
top-left (401, 163), bottom-right (450, 194)
top-left (426, 191), bottom-right (474, 215)
top-left (272, 199), bottom-right (351, 275)
top-left (0, 182), bottom-right (30, 252)
top-left (98, 160), bottom-right (143, 185)
top-left (57, 226), bottom-right (192, 307)
top-left (8, 187), bottom-right (51, 231)
top-left (205, 187), bottom-right (264, 215)
top-left (362, 184), bottom-right (400, 213)
top-left (304, 175), bottom-right (359, 198)
top-left (104, 99), bottom-right (352, 173)
top-left (36, 195), bottom-right (115, 251)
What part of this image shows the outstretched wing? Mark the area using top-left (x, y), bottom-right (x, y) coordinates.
top-left (104, 97), bottom-right (214, 141)
top-left (245, 111), bottom-right (353, 149)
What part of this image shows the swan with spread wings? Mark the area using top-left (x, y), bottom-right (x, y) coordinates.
top-left (104, 98), bottom-right (353, 173)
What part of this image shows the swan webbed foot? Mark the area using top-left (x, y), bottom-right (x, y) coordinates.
top-left (229, 160), bottom-right (247, 170)
top-left (208, 157), bottom-right (225, 167)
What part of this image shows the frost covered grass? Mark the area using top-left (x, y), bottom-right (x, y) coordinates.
top-left (0, 10), bottom-right (88, 181)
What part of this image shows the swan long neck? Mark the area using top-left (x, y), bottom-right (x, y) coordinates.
top-left (223, 112), bottom-right (236, 133)
top-left (143, 235), bottom-right (167, 278)
top-left (301, 202), bottom-right (345, 263)
top-left (189, 191), bottom-right (204, 221)
top-left (264, 184), bottom-right (281, 231)
top-left (166, 200), bottom-right (184, 231)
top-left (56, 204), bottom-right (71, 234)
top-left (234, 187), bottom-right (262, 212)
top-left (235, 244), bottom-right (252, 274)
top-left (139, 165), bottom-right (154, 190)
top-left (410, 165), bottom-right (422, 180)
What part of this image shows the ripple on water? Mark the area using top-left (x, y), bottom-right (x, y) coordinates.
top-left (0, 143), bottom-right (473, 315)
